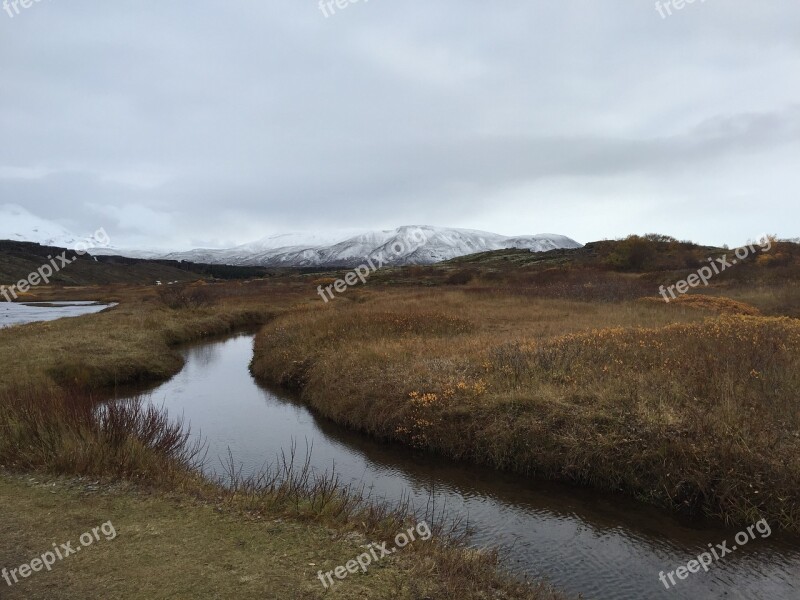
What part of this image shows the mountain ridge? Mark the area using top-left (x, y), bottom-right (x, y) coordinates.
top-left (0, 206), bottom-right (582, 267)
top-left (0, 204), bottom-right (87, 248)
top-left (157, 226), bottom-right (582, 267)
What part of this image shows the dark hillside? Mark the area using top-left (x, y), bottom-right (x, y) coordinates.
top-left (0, 240), bottom-right (270, 287)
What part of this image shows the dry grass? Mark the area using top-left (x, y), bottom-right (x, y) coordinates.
top-left (0, 281), bottom-right (306, 393)
top-left (0, 281), bottom-right (566, 599)
top-left (637, 293), bottom-right (762, 315)
top-left (1, 474), bottom-right (565, 600)
top-left (0, 390), bottom-right (202, 481)
top-left (704, 283), bottom-right (800, 319)
top-left (252, 288), bottom-right (800, 532)
top-left (0, 282), bottom-right (302, 489)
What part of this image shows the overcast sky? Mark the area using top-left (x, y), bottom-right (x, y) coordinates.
top-left (1, 1), bottom-right (798, 250)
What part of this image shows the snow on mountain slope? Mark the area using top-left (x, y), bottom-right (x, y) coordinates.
top-left (163, 225), bottom-right (582, 267)
top-left (0, 204), bottom-right (116, 253)
top-left (160, 229), bottom-right (368, 265)
top-left (0, 204), bottom-right (85, 248)
top-left (238, 230), bottom-right (368, 253)
top-left (381, 227), bottom-right (583, 265)
top-left (0, 207), bottom-right (582, 267)
top-left (87, 246), bottom-right (169, 260)
top-left (504, 234), bottom-right (585, 252)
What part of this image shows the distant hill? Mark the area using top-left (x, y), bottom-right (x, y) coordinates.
top-left (0, 204), bottom-right (87, 248)
top-left (449, 236), bottom-right (728, 271)
top-left (157, 226), bottom-right (582, 267)
top-left (1, 206), bottom-right (582, 268)
top-left (438, 235), bottom-right (800, 303)
top-left (0, 240), bottom-right (270, 288)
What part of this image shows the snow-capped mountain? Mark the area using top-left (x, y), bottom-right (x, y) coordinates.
top-left (0, 208), bottom-right (582, 266)
top-left (161, 226), bottom-right (582, 267)
top-left (0, 204), bottom-right (86, 248)
top-left (0, 203), bottom-right (119, 253)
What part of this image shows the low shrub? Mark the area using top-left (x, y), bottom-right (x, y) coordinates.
top-left (158, 284), bottom-right (214, 309)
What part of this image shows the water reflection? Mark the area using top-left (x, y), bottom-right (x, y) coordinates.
top-left (0, 301), bottom-right (114, 328)
top-left (116, 333), bottom-right (800, 600)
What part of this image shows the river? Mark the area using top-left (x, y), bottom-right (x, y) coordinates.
top-left (114, 333), bottom-right (800, 600)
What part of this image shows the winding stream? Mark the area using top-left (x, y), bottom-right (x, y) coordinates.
top-left (115, 333), bottom-right (800, 600)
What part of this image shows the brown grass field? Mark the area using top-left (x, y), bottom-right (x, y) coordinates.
top-left (0, 280), bottom-right (565, 600)
top-left (252, 250), bottom-right (800, 533)
top-left (2, 236), bottom-right (799, 598)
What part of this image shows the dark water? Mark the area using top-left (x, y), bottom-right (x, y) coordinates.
top-left (0, 301), bottom-right (114, 328)
top-left (117, 333), bottom-right (800, 600)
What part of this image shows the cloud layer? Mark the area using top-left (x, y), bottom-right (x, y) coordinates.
top-left (1, 0), bottom-right (798, 249)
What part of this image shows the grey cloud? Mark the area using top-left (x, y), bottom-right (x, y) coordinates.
top-left (0, 0), bottom-right (798, 248)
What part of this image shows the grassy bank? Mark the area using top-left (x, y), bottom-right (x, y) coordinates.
top-left (0, 283), bottom-right (293, 480)
top-left (0, 277), bottom-right (331, 393)
top-left (1, 474), bottom-right (564, 600)
top-left (0, 283), bottom-right (565, 599)
top-left (251, 288), bottom-right (800, 532)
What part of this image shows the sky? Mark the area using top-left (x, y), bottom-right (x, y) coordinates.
top-left (1, 0), bottom-right (798, 250)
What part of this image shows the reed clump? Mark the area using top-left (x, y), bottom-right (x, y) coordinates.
top-left (0, 387), bottom-right (202, 481)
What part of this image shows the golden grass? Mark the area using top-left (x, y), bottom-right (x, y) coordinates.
top-left (637, 293), bottom-right (762, 316)
top-left (703, 283), bottom-right (800, 319)
top-left (0, 283), bottom-right (298, 490)
top-left (0, 282), bottom-right (304, 394)
top-left (252, 288), bottom-right (800, 532)
top-left (0, 474), bottom-right (565, 600)
top-left (0, 282), bottom-right (565, 599)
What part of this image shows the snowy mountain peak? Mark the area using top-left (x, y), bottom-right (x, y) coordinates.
top-left (161, 226), bottom-right (582, 267)
top-left (0, 209), bottom-right (582, 267)
top-left (0, 204), bottom-right (85, 248)
top-left (236, 229), bottom-right (369, 253)
top-left (0, 203), bottom-right (115, 252)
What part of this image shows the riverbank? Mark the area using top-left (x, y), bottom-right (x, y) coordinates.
top-left (251, 288), bottom-right (800, 533)
top-left (0, 473), bottom-right (562, 600)
top-left (0, 284), bottom-right (565, 599)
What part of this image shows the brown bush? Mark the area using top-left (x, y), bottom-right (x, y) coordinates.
top-left (445, 269), bottom-right (475, 285)
top-left (158, 283), bottom-right (214, 309)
